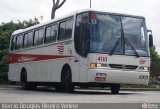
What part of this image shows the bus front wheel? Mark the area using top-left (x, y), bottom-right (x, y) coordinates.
top-left (110, 84), bottom-right (120, 94)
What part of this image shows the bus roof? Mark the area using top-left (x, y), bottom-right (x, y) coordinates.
top-left (12, 9), bottom-right (145, 36)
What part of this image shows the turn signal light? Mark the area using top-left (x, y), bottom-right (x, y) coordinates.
top-left (90, 63), bottom-right (97, 68)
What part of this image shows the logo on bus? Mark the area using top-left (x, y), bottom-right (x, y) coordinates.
top-left (139, 59), bottom-right (146, 64)
top-left (57, 44), bottom-right (64, 55)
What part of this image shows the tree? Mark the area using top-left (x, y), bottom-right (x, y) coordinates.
top-left (150, 46), bottom-right (160, 82)
top-left (51, 0), bottom-right (66, 19)
top-left (0, 18), bottom-right (41, 83)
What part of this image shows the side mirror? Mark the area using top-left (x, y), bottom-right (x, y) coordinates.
top-left (147, 30), bottom-right (153, 47)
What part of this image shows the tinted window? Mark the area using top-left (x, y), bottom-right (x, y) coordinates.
top-left (45, 26), bottom-right (51, 43)
top-left (15, 34), bottom-right (23, 49)
top-left (75, 13), bottom-right (90, 57)
top-left (24, 31), bottom-right (33, 48)
top-left (58, 22), bottom-right (65, 40)
top-left (27, 32), bottom-right (33, 47)
top-left (58, 19), bottom-right (73, 40)
top-left (45, 24), bottom-right (57, 43)
top-left (34, 28), bottom-right (44, 46)
top-left (51, 25), bottom-right (57, 41)
top-left (65, 20), bottom-right (73, 38)
top-left (34, 30), bottom-right (39, 46)
top-left (24, 34), bottom-right (28, 48)
top-left (11, 36), bottom-right (16, 50)
top-left (38, 29), bottom-right (44, 44)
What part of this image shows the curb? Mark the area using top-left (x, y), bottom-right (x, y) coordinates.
top-left (120, 88), bottom-right (160, 91)
top-left (0, 85), bottom-right (160, 91)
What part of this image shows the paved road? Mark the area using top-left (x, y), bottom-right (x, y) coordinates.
top-left (0, 86), bottom-right (159, 103)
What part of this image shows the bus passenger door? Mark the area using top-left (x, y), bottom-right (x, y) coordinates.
top-left (74, 12), bottom-right (90, 82)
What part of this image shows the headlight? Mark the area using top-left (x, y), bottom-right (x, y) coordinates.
top-left (90, 63), bottom-right (109, 69)
top-left (138, 66), bottom-right (149, 72)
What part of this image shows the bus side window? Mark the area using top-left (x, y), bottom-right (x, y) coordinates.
top-left (19, 34), bottom-right (23, 49)
top-left (27, 32), bottom-right (33, 47)
top-left (15, 34), bottom-right (23, 49)
top-left (58, 19), bottom-right (73, 40)
top-left (34, 30), bottom-right (39, 46)
top-left (75, 14), bottom-right (82, 55)
top-left (34, 28), bottom-right (44, 46)
top-left (45, 26), bottom-right (52, 43)
top-left (51, 24), bottom-right (57, 41)
top-left (11, 36), bottom-right (16, 50)
top-left (58, 21), bottom-right (65, 40)
top-left (75, 13), bottom-right (90, 57)
top-left (65, 19), bottom-right (73, 39)
top-left (24, 31), bottom-right (33, 48)
top-left (24, 33), bottom-right (28, 48)
top-left (45, 24), bottom-right (57, 43)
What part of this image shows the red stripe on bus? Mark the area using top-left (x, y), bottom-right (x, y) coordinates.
top-left (9, 54), bottom-right (74, 64)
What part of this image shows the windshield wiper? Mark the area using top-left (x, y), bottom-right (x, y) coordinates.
top-left (109, 37), bottom-right (121, 55)
top-left (110, 17), bottom-right (139, 57)
top-left (124, 37), bottom-right (139, 57)
top-left (110, 17), bottom-right (124, 56)
top-left (110, 36), bottom-right (140, 57)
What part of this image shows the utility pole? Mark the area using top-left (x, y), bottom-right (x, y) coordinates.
top-left (90, 0), bottom-right (91, 8)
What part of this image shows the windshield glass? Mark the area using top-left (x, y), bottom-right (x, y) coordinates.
top-left (90, 13), bottom-right (149, 56)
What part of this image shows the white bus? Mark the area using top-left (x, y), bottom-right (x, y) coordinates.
top-left (8, 9), bottom-right (153, 94)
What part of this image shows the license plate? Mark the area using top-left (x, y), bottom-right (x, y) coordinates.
top-left (95, 77), bottom-right (106, 81)
top-left (95, 73), bottom-right (106, 81)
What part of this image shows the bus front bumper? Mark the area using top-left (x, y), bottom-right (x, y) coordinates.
top-left (88, 69), bottom-right (149, 85)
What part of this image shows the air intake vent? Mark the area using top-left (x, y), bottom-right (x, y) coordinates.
top-left (109, 64), bottom-right (138, 70)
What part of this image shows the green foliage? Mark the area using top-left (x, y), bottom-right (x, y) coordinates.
top-left (0, 18), bottom-right (41, 83)
top-left (150, 46), bottom-right (160, 81)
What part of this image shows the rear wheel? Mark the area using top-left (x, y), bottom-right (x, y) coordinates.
top-left (21, 70), bottom-right (36, 90)
top-left (61, 68), bottom-right (74, 93)
top-left (111, 84), bottom-right (120, 94)
top-left (55, 84), bottom-right (62, 92)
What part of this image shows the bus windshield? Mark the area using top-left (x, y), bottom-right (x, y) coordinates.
top-left (90, 13), bottom-right (149, 57)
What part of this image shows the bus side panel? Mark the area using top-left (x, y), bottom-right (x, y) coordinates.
top-left (69, 42), bottom-right (80, 83)
top-left (42, 44), bottom-right (60, 82)
top-left (10, 48), bottom-right (42, 82)
top-left (8, 64), bottom-right (16, 81)
top-left (52, 41), bottom-right (79, 82)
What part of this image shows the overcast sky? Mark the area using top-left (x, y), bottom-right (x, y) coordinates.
top-left (0, 0), bottom-right (160, 54)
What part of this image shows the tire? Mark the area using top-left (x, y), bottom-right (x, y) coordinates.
top-left (55, 84), bottom-right (63, 92)
top-left (21, 70), bottom-right (36, 90)
top-left (111, 84), bottom-right (120, 94)
top-left (61, 68), bottom-right (74, 93)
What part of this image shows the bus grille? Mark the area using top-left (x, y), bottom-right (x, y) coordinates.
top-left (109, 64), bottom-right (138, 70)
